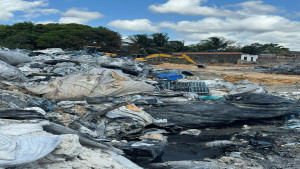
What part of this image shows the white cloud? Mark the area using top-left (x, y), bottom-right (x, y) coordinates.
top-left (159, 15), bottom-right (300, 50)
top-left (24, 8), bottom-right (59, 18)
top-left (108, 19), bottom-right (159, 32)
top-left (159, 15), bottom-right (300, 34)
top-left (149, 0), bottom-right (233, 17)
top-left (0, 0), bottom-right (58, 21)
top-left (150, 0), bottom-right (300, 50)
top-left (59, 8), bottom-right (103, 24)
top-left (237, 1), bottom-right (277, 15)
top-left (294, 12), bottom-right (300, 17)
top-left (36, 20), bottom-right (55, 24)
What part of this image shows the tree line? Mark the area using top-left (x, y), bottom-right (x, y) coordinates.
top-left (0, 22), bottom-right (121, 52)
top-left (126, 34), bottom-right (289, 55)
top-left (0, 22), bottom-right (289, 55)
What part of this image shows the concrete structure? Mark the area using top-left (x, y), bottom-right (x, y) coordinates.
top-left (258, 54), bottom-right (277, 60)
top-left (241, 54), bottom-right (258, 62)
top-left (278, 51), bottom-right (300, 63)
top-left (173, 52), bottom-right (243, 64)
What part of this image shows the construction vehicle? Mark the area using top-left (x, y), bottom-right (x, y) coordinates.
top-left (133, 53), bottom-right (206, 68)
top-left (104, 53), bottom-right (117, 56)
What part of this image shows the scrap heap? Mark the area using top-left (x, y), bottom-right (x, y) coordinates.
top-left (0, 48), bottom-right (299, 168)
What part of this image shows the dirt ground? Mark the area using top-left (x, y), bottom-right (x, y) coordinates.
top-left (154, 63), bottom-right (300, 88)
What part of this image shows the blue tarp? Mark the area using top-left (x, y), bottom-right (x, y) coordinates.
top-left (156, 73), bottom-right (183, 81)
top-left (198, 96), bottom-right (226, 101)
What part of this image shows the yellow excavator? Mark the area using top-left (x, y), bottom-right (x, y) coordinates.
top-left (135, 53), bottom-right (196, 63)
top-left (104, 53), bottom-right (117, 56)
top-left (134, 53), bottom-right (207, 68)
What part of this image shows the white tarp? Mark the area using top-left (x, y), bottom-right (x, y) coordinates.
top-left (0, 50), bottom-right (31, 66)
top-left (33, 48), bottom-right (63, 55)
top-left (0, 120), bottom-right (62, 167)
top-left (0, 134), bottom-right (62, 167)
top-left (0, 60), bottom-right (26, 82)
top-left (26, 68), bottom-right (155, 100)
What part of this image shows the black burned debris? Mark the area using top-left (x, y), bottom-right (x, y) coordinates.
top-left (0, 48), bottom-right (299, 169)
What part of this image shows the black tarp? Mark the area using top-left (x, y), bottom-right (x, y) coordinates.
top-left (144, 93), bottom-right (299, 128)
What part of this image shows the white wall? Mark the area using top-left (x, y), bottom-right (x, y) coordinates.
top-left (241, 54), bottom-right (258, 62)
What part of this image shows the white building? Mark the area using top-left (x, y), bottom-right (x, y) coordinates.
top-left (241, 54), bottom-right (258, 62)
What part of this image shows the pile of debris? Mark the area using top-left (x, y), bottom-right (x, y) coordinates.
top-left (255, 63), bottom-right (300, 75)
top-left (0, 48), bottom-right (299, 168)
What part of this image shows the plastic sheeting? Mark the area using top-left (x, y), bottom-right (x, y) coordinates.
top-left (156, 73), bottom-right (183, 80)
top-left (96, 56), bottom-right (152, 76)
top-left (231, 80), bottom-right (266, 94)
top-left (0, 134), bottom-right (62, 167)
top-left (144, 93), bottom-right (299, 128)
top-left (0, 50), bottom-right (31, 66)
top-left (203, 80), bottom-right (266, 95)
top-left (26, 68), bottom-right (155, 100)
top-left (0, 60), bottom-right (26, 82)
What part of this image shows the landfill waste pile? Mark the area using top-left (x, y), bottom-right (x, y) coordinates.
top-left (0, 48), bottom-right (299, 168)
top-left (255, 63), bottom-right (300, 75)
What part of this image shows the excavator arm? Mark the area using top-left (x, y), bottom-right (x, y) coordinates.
top-left (134, 53), bottom-right (197, 64)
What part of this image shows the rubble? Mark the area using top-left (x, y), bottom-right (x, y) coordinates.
top-left (255, 63), bottom-right (300, 75)
top-left (0, 47), bottom-right (299, 168)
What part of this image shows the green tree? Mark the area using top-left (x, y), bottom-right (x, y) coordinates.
top-left (151, 33), bottom-right (169, 47)
top-left (0, 22), bottom-right (121, 51)
top-left (263, 43), bottom-right (289, 54)
top-left (200, 37), bottom-right (233, 51)
top-left (128, 34), bottom-right (152, 48)
top-left (167, 40), bottom-right (185, 52)
top-left (242, 43), bottom-right (289, 55)
top-left (241, 43), bottom-right (264, 55)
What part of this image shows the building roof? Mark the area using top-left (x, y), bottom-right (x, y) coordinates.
top-left (173, 52), bottom-right (243, 55)
top-left (279, 51), bottom-right (300, 56)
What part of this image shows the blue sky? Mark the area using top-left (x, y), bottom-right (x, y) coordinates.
top-left (1, 0), bottom-right (300, 50)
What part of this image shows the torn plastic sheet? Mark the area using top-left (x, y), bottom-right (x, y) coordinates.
top-left (26, 68), bottom-right (155, 100)
top-left (0, 50), bottom-right (31, 66)
top-left (0, 60), bottom-right (26, 82)
top-left (0, 90), bottom-right (32, 109)
top-left (0, 134), bottom-right (62, 167)
top-left (69, 103), bottom-right (154, 138)
top-left (144, 93), bottom-right (299, 128)
top-left (96, 56), bottom-right (153, 76)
